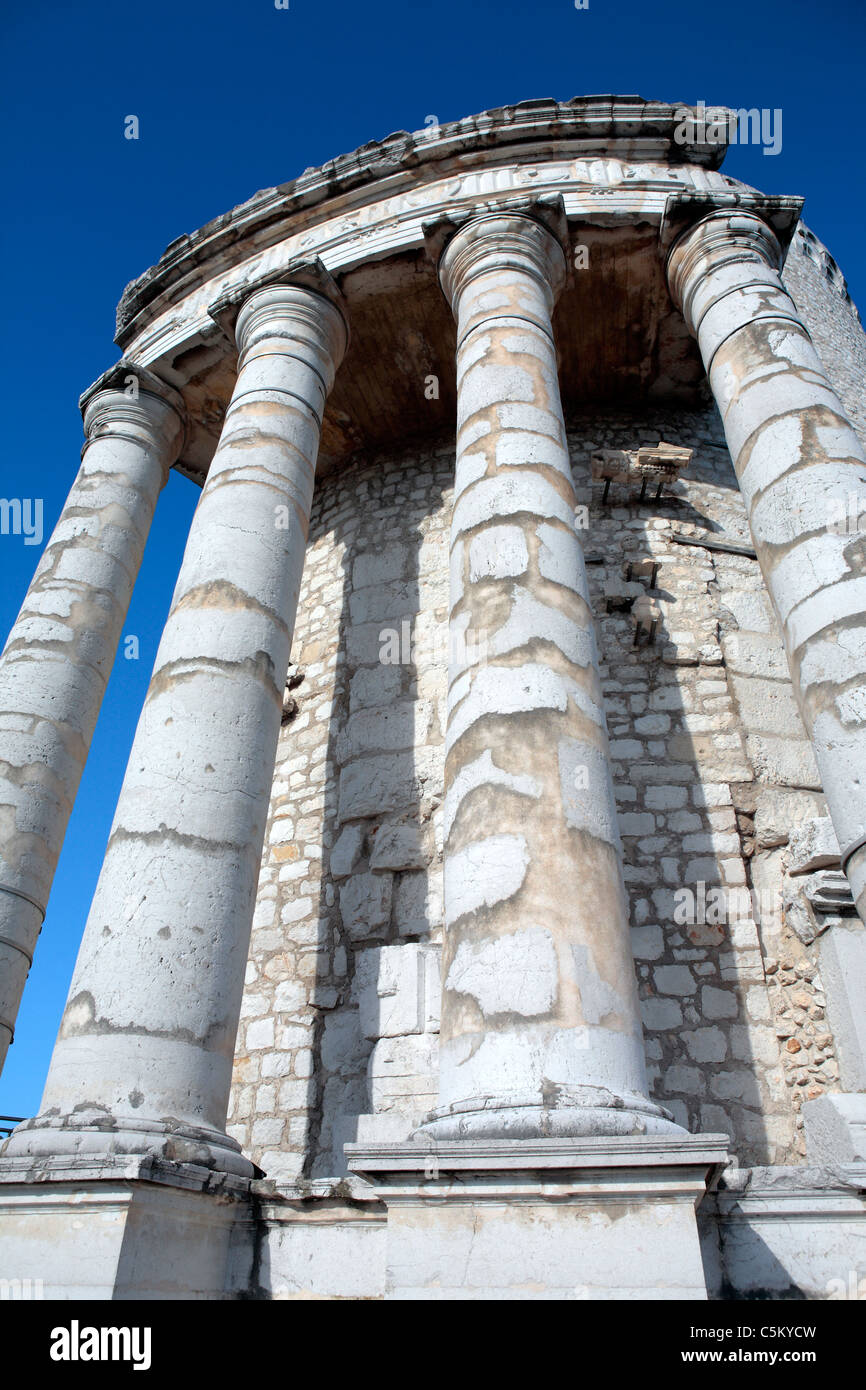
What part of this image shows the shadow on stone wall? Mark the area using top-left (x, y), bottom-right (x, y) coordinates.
top-left (572, 405), bottom-right (799, 1168)
top-left (304, 442), bottom-right (451, 1178)
top-left (232, 405), bottom-right (832, 1181)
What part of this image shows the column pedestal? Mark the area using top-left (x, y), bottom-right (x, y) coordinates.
top-left (346, 1135), bottom-right (729, 1300)
top-left (0, 1154), bottom-right (252, 1300)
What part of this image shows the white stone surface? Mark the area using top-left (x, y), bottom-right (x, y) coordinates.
top-left (702, 1165), bottom-right (866, 1300)
top-left (445, 927), bottom-right (558, 1018)
top-left (669, 208), bottom-right (866, 926)
top-left (0, 371), bottom-right (184, 1074)
top-left (468, 525), bottom-right (528, 580)
top-left (431, 212), bottom-right (677, 1140)
top-left (347, 1136), bottom-right (727, 1300)
top-left (4, 283), bottom-right (346, 1176)
top-left (0, 1158), bottom-right (247, 1299)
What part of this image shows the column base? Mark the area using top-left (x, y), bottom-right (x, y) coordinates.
top-left (345, 1134), bottom-right (729, 1300)
top-left (0, 1154), bottom-right (253, 1299)
top-left (416, 1085), bottom-right (685, 1140)
top-left (2, 1112), bottom-right (256, 1179)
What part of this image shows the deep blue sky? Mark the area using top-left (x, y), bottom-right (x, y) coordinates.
top-left (1, 0), bottom-right (863, 1117)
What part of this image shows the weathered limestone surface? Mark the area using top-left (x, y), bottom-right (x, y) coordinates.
top-left (4, 283), bottom-right (346, 1176)
top-left (228, 441), bottom-right (451, 1180)
top-left (668, 211), bottom-right (866, 927)
top-left (347, 1136), bottom-right (728, 1300)
top-left (0, 365), bottom-right (185, 1075)
top-left (700, 1164), bottom-right (866, 1300)
top-left (6, 100), bottom-right (866, 1299)
top-left (423, 213), bottom-right (680, 1140)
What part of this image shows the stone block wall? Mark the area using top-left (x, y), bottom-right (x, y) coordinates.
top-left (228, 445), bottom-right (452, 1180)
top-left (570, 406), bottom-right (838, 1164)
top-left (227, 239), bottom-right (864, 1181)
top-left (783, 223), bottom-right (866, 447)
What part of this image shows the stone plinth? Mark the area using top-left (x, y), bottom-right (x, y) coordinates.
top-left (0, 1155), bottom-right (251, 1300)
top-left (346, 1135), bottom-right (728, 1299)
top-left (700, 1164), bottom-right (866, 1300)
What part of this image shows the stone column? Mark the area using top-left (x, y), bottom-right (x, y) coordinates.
top-left (0, 365), bottom-right (185, 1076)
top-left (667, 211), bottom-right (866, 926)
top-left (5, 281), bottom-right (347, 1176)
top-left (425, 212), bottom-right (680, 1140)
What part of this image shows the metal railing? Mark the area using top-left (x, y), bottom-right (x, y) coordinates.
top-left (0, 1116), bottom-right (24, 1138)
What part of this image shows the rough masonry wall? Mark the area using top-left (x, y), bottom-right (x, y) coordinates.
top-left (574, 406), bottom-right (838, 1165)
top-left (227, 400), bottom-right (853, 1178)
top-left (228, 444), bottom-right (452, 1181)
top-left (782, 224), bottom-right (866, 447)
top-left (226, 233), bottom-right (866, 1178)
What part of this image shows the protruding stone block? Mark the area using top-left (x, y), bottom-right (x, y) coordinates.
top-left (787, 817), bottom-right (841, 875)
top-left (338, 754), bottom-right (417, 821)
top-left (755, 789), bottom-right (827, 849)
top-left (370, 823), bottom-right (426, 872)
top-left (330, 824), bottom-right (365, 879)
top-left (339, 871), bottom-right (393, 940)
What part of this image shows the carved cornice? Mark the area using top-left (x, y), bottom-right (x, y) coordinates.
top-left (660, 191), bottom-right (804, 262)
top-left (115, 98), bottom-right (732, 345)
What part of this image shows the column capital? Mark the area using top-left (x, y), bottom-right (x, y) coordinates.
top-left (666, 210), bottom-right (784, 330)
top-left (208, 260), bottom-right (348, 374)
top-left (235, 282), bottom-right (348, 376)
top-left (79, 359), bottom-right (187, 465)
top-left (437, 211), bottom-right (567, 318)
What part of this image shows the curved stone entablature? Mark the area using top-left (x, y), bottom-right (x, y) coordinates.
top-left (116, 96), bottom-right (731, 338)
top-left (113, 97), bottom-right (792, 485)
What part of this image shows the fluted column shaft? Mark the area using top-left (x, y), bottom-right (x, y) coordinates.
top-left (0, 368), bottom-right (184, 1075)
top-left (668, 211), bottom-right (866, 924)
top-left (5, 283), bottom-right (347, 1176)
top-left (425, 213), bottom-right (680, 1140)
